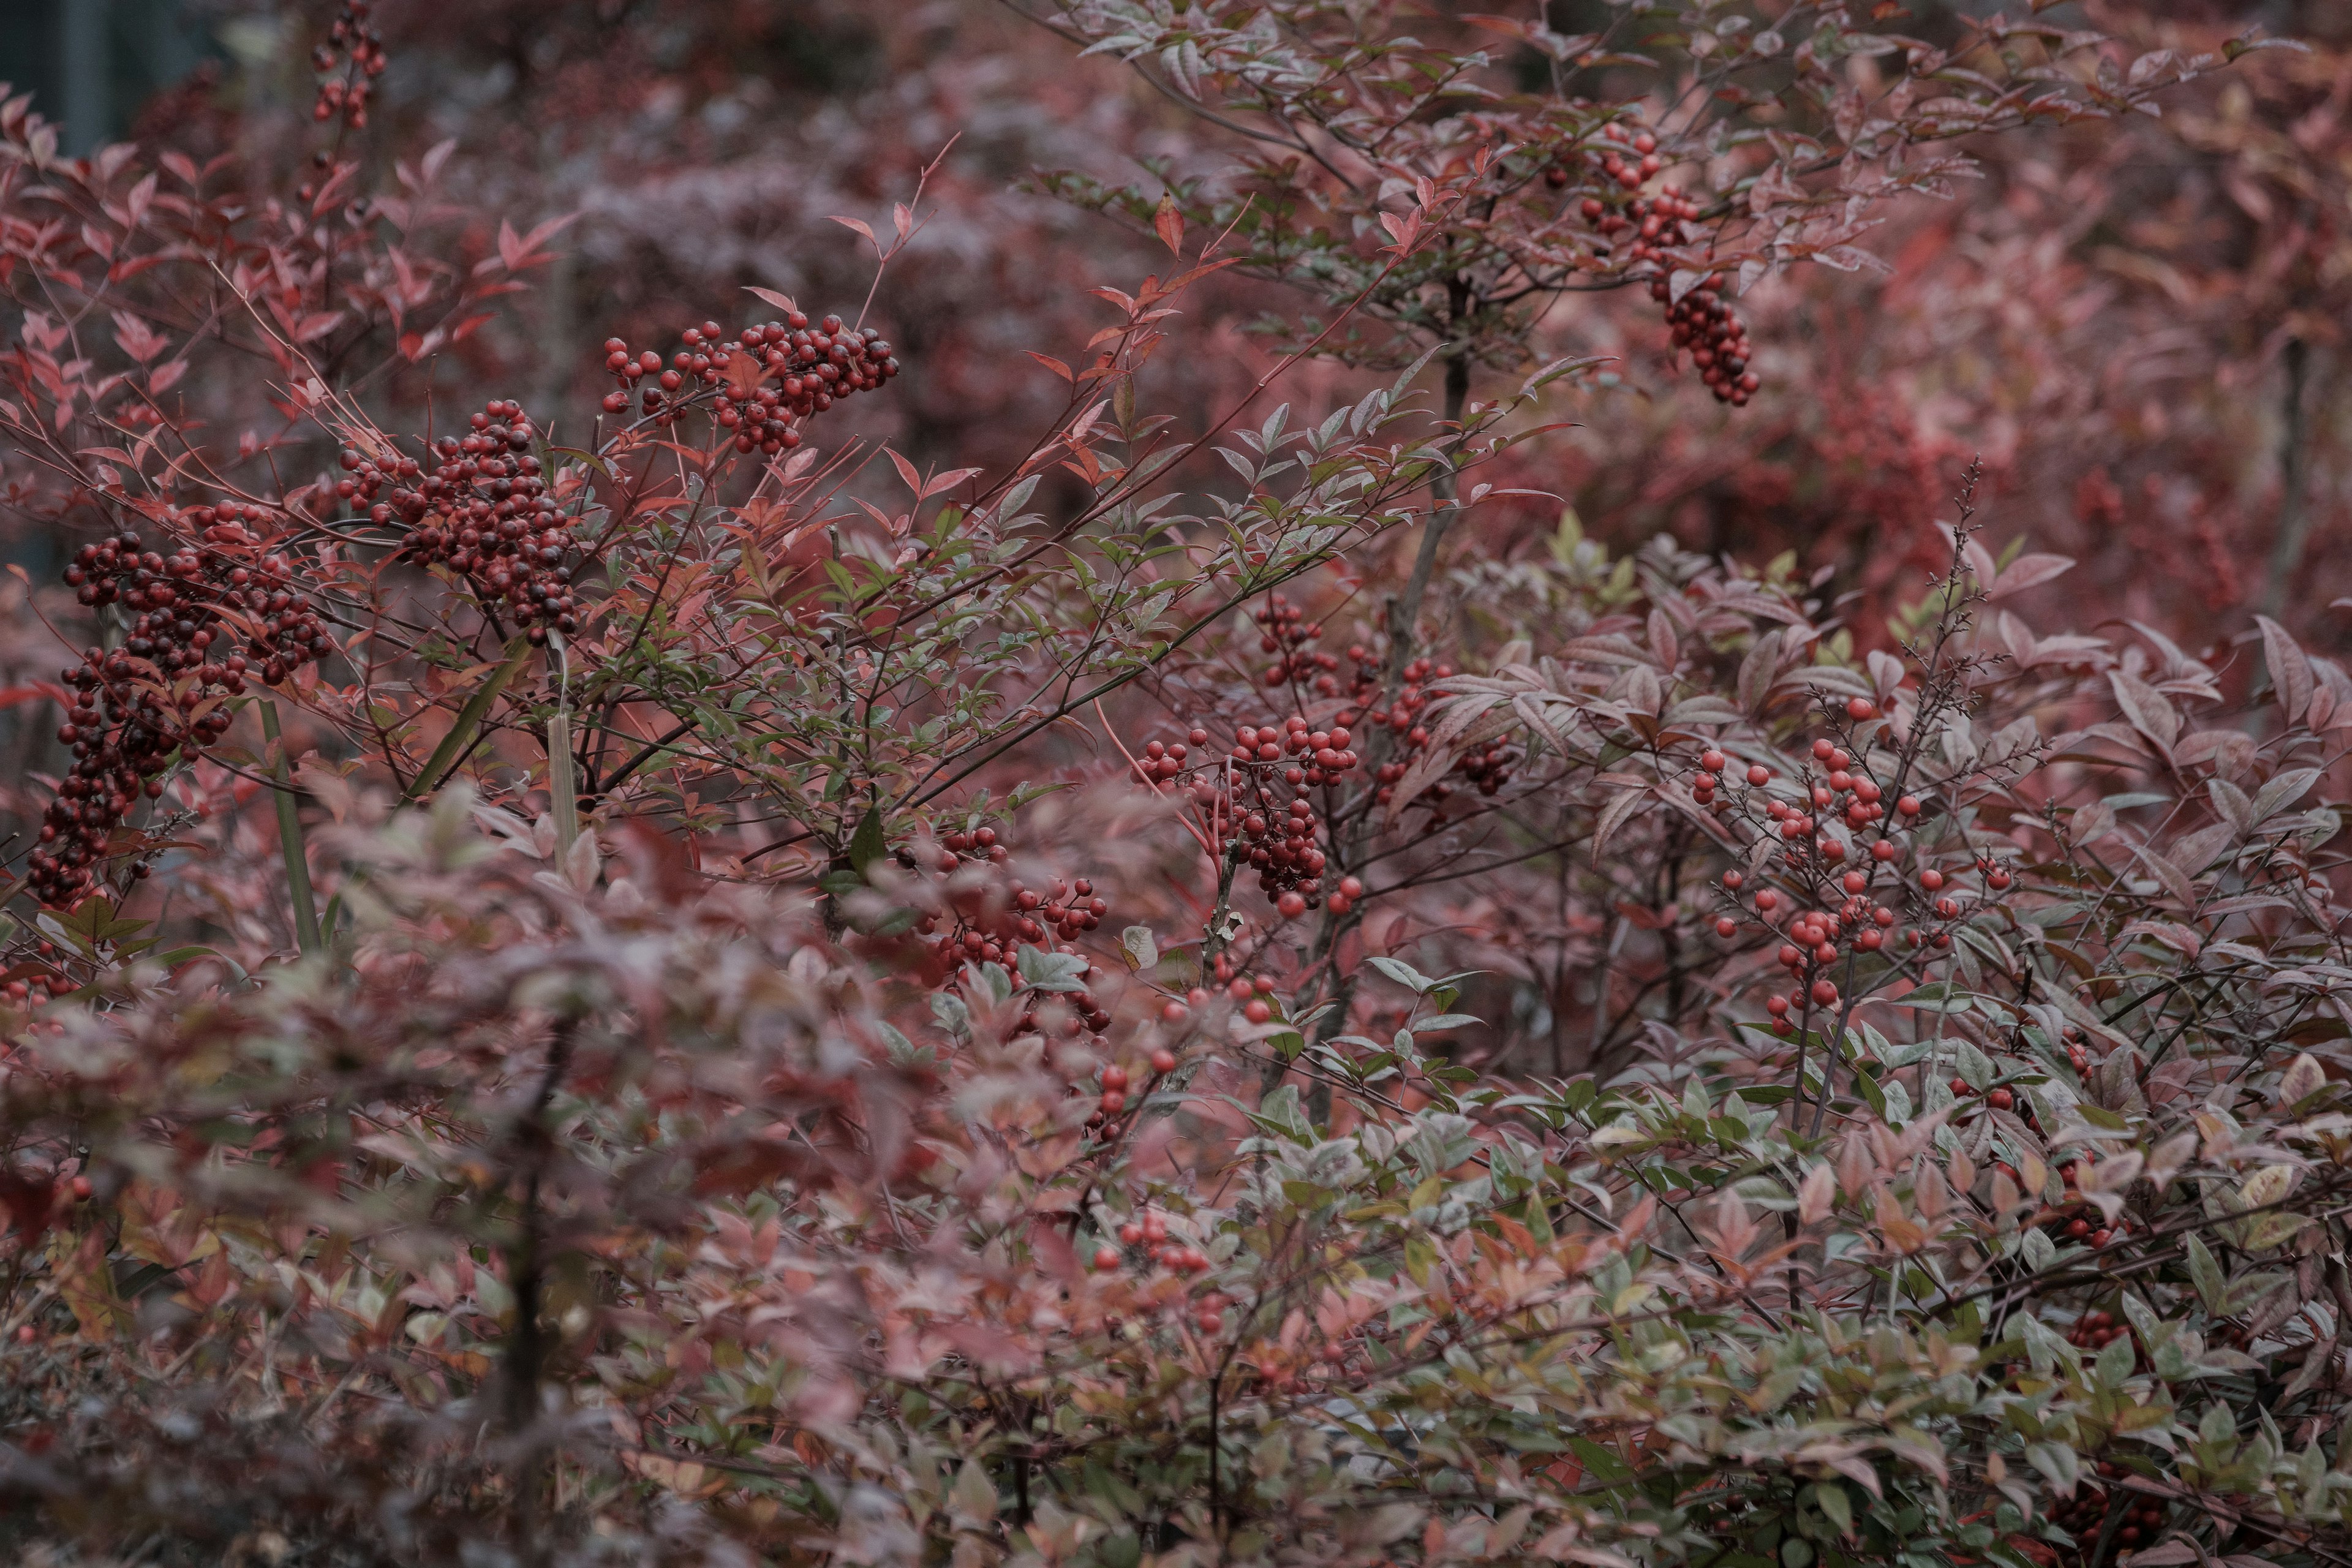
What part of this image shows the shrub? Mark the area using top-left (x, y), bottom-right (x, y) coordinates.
top-left (0, 7), bottom-right (2345, 1568)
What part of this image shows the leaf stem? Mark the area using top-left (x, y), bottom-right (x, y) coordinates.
top-left (260, 699), bottom-right (322, 957)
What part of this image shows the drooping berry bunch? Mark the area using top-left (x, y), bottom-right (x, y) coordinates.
top-left (597, 313), bottom-right (899, 454)
top-left (1095, 1208), bottom-right (1218, 1287)
top-left (1, 940), bottom-right (67, 1008)
top-left (2041, 1159), bottom-right (2134, 1249)
top-left (1235, 795), bottom-right (1328, 913)
top-left (37, 515), bottom-right (325, 907)
top-left (310, 2), bottom-right (385, 129)
top-left (1253, 593), bottom-right (1340, 690)
top-left (1215, 717), bottom-right (1363, 913)
top-left (2064, 1307), bottom-right (2135, 1355)
top-left (370, 399), bottom-right (581, 646)
top-left (919, 827), bottom-right (1114, 978)
top-left (1647, 273), bottom-right (1758, 406)
top-left (1596, 184), bottom-right (1705, 273)
top-left (1574, 122), bottom-right (1659, 194)
top-left (1337, 648), bottom-right (1520, 812)
top-left (2048, 1465), bottom-right (2166, 1556)
top-left (1128, 703), bottom-right (1363, 918)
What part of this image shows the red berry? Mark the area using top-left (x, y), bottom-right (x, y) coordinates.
top-left (1846, 698), bottom-right (1875, 720)
top-left (1094, 1247), bottom-right (1122, 1271)
top-left (1746, 765), bottom-right (1770, 786)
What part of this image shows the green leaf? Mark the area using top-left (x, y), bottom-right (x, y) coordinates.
top-left (2185, 1234), bottom-right (2226, 1316)
top-left (1366, 955), bottom-right (1436, 993)
top-left (847, 805), bottom-right (886, 877)
top-left (1017, 945), bottom-right (1088, 993)
top-left (2094, 1331), bottom-right (2136, 1388)
top-left (1850, 1061), bottom-right (1887, 1118)
top-left (1889, 982), bottom-right (1973, 1014)
top-left (404, 637), bottom-right (535, 801)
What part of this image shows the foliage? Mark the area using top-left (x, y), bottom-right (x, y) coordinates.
top-left (0, 6), bottom-right (2348, 1568)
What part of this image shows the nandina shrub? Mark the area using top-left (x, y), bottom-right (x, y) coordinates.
top-left (1, 6), bottom-right (2349, 1568)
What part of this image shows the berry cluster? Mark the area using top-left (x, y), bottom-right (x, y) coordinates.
top-left (1128, 706), bottom-right (1364, 918)
top-left (1093, 1210), bottom-right (1226, 1333)
top-left (2045, 1159), bottom-right (2135, 1249)
top-left (1588, 184), bottom-right (1704, 271)
top-left (1253, 594), bottom-right (1340, 690)
top-left (1572, 123), bottom-right (1659, 192)
top-left (310, 2), bottom-right (385, 129)
top-left (1341, 649), bottom-right (1519, 810)
top-left (598, 314), bottom-right (899, 454)
top-left (2064, 1308), bottom-right (2133, 1354)
top-left (918, 833), bottom-right (1114, 971)
top-left (36, 518), bottom-right (325, 907)
top-left (3, 940), bottom-right (69, 1008)
top-left (1082, 1044), bottom-right (1181, 1140)
top-left (1348, 650), bottom-right (1445, 767)
top-left (369, 399), bottom-right (581, 646)
top-left (1646, 273), bottom-right (1758, 406)
top-left (1239, 1318), bottom-right (1377, 1396)
top-left (2048, 1461), bottom-right (2166, 1555)
top-left (1949, 1076), bottom-right (2022, 1118)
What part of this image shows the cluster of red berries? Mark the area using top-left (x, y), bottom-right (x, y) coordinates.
top-left (3, 940), bottom-right (68, 1008)
top-left (1347, 650), bottom-right (1445, 764)
top-left (918, 831), bottom-right (1115, 975)
top-left (1645, 274), bottom-right (1758, 406)
top-left (1214, 714), bottom-right (1362, 793)
top-left (1239, 797), bottom-right (1329, 911)
top-left (1129, 707), bottom-right (1363, 918)
top-left (938, 875), bottom-right (1109, 963)
top-left (1085, 1047), bottom-right (1180, 1139)
top-left (1254, 593), bottom-right (1341, 689)
top-left (36, 519), bottom-right (324, 907)
top-left (2049, 1464), bottom-right (2166, 1555)
top-left (1365, 664), bottom-right (1513, 796)
top-left (1589, 184), bottom-right (1705, 270)
top-left (310, 3), bottom-right (385, 129)
top-left (1951, 1077), bottom-right (2021, 1117)
top-left (1338, 649), bottom-right (1520, 810)
top-left (598, 314), bottom-right (899, 452)
top-left (2057, 1027), bottom-right (2092, 1076)
top-left (1561, 122), bottom-right (1660, 192)
top-left (369, 400), bottom-right (581, 646)
top-left (2065, 1308), bottom-right (2134, 1354)
top-left (1241, 1322), bottom-right (1375, 1395)
top-left (1997, 1158), bottom-right (2135, 1247)
top-left (1093, 1209), bottom-right (1218, 1298)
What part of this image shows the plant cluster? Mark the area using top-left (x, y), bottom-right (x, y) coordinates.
top-left (0, 6), bottom-right (2343, 1568)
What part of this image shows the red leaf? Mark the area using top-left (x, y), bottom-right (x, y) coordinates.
top-left (1153, 195), bottom-right (1186, 256)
